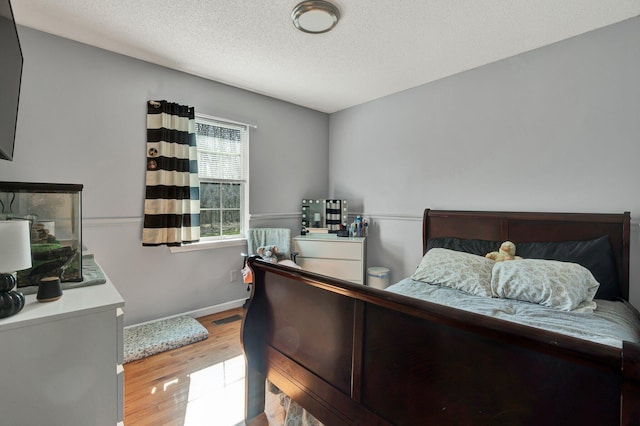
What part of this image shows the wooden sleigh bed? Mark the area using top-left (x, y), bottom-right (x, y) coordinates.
top-left (241, 209), bottom-right (640, 425)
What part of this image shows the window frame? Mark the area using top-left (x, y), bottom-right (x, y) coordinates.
top-left (173, 113), bottom-right (249, 251)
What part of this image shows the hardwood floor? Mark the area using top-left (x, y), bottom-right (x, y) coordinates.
top-left (124, 308), bottom-right (268, 426)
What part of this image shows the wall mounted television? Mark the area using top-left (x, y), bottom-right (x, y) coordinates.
top-left (0, 0), bottom-right (23, 161)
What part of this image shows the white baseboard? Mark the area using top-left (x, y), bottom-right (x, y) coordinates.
top-left (124, 298), bottom-right (248, 329)
top-left (186, 298), bottom-right (247, 319)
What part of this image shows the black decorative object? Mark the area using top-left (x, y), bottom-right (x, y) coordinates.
top-left (0, 283), bottom-right (25, 318)
top-left (36, 276), bottom-right (63, 302)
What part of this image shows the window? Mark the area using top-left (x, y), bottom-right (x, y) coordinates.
top-left (195, 114), bottom-right (249, 240)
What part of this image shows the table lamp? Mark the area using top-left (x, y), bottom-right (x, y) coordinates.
top-left (0, 220), bottom-right (32, 318)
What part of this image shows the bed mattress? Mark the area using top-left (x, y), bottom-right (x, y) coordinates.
top-left (387, 277), bottom-right (640, 348)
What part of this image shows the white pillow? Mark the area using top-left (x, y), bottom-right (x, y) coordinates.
top-left (491, 259), bottom-right (600, 312)
top-left (411, 248), bottom-right (494, 297)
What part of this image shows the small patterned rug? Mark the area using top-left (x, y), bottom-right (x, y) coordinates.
top-left (123, 315), bottom-right (208, 363)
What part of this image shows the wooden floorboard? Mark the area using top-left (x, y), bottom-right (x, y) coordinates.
top-left (124, 307), bottom-right (268, 426)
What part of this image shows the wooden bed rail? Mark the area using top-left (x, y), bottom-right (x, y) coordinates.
top-left (242, 259), bottom-right (640, 425)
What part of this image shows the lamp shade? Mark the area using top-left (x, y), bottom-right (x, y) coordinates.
top-left (0, 220), bottom-right (32, 273)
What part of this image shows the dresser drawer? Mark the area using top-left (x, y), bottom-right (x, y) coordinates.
top-left (294, 239), bottom-right (362, 260)
top-left (296, 258), bottom-right (363, 283)
top-left (293, 235), bottom-right (366, 284)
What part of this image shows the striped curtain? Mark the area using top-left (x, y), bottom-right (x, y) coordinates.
top-left (143, 100), bottom-right (200, 246)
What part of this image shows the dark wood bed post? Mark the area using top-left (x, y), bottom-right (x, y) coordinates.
top-left (241, 263), bottom-right (266, 422)
top-left (621, 212), bottom-right (631, 301)
top-left (622, 341), bottom-right (640, 424)
top-left (422, 208), bottom-right (430, 255)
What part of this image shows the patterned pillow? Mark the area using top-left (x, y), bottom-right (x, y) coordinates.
top-left (491, 259), bottom-right (600, 312)
top-left (411, 248), bottom-right (494, 297)
top-left (517, 236), bottom-right (619, 300)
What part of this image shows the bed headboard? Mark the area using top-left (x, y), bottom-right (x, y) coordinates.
top-left (422, 209), bottom-right (631, 300)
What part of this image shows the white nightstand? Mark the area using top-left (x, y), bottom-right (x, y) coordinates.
top-left (293, 234), bottom-right (367, 284)
top-left (0, 276), bottom-right (125, 425)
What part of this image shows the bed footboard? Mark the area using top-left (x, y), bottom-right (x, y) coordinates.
top-left (242, 258), bottom-right (640, 425)
top-left (622, 341), bottom-right (640, 424)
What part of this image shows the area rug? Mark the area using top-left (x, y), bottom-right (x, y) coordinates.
top-left (123, 315), bottom-right (208, 363)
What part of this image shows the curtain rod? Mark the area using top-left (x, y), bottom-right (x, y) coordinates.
top-left (196, 112), bottom-right (257, 129)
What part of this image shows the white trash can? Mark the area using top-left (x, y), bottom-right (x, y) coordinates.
top-left (367, 266), bottom-right (390, 289)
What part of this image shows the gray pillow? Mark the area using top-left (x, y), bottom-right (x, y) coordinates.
top-left (425, 237), bottom-right (500, 257)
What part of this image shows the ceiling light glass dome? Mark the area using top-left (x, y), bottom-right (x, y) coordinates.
top-left (292, 1), bottom-right (340, 34)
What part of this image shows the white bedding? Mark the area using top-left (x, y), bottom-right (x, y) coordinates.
top-left (387, 277), bottom-right (640, 348)
top-left (265, 380), bottom-right (324, 426)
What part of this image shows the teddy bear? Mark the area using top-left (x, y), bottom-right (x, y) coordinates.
top-left (256, 245), bottom-right (279, 263)
top-left (485, 241), bottom-right (522, 262)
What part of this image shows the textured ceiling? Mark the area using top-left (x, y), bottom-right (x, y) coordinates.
top-left (11, 0), bottom-right (640, 113)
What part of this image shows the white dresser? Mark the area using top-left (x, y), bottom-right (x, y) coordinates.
top-left (0, 276), bottom-right (125, 425)
top-left (293, 234), bottom-right (366, 284)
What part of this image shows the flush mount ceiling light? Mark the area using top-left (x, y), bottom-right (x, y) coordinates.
top-left (292, 1), bottom-right (340, 34)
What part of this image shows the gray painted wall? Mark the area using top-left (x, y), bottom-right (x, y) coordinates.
top-left (0, 27), bottom-right (329, 325)
top-left (330, 17), bottom-right (640, 307)
top-left (2, 17), bottom-right (638, 324)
